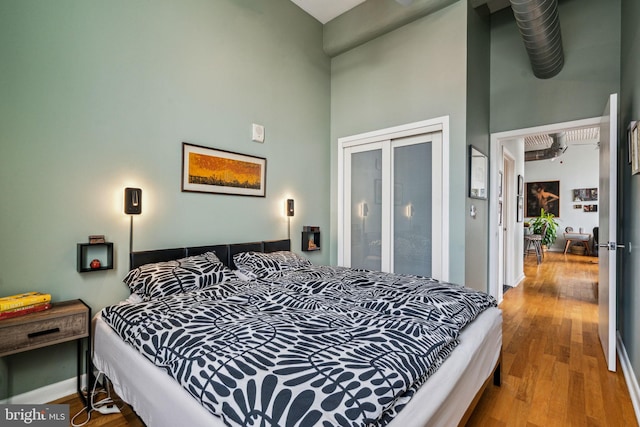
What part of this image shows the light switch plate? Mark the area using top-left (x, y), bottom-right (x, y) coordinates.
top-left (252, 123), bottom-right (265, 143)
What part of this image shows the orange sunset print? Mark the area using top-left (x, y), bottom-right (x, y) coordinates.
top-left (188, 152), bottom-right (262, 189)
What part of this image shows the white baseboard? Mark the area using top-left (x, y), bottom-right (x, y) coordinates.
top-left (0, 375), bottom-right (85, 404)
top-left (617, 332), bottom-right (640, 425)
top-left (512, 272), bottom-right (526, 288)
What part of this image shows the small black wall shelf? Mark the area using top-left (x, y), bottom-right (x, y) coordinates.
top-left (77, 242), bottom-right (114, 272)
top-left (302, 227), bottom-right (320, 252)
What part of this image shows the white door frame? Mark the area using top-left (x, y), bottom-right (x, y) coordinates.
top-left (337, 116), bottom-right (450, 281)
top-left (502, 150), bottom-right (516, 295)
top-left (489, 117), bottom-right (601, 302)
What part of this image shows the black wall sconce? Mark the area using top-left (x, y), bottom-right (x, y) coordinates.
top-left (286, 199), bottom-right (294, 240)
top-left (124, 187), bottom-right (142, 215)
top-left (124, 188), bottom-right (142, 254)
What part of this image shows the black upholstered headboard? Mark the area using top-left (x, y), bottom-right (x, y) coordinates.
top-left (129, 239), bottom-right (290, 270)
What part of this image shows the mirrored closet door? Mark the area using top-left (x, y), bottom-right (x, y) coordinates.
top-left (339, 126), bottom-right (445, 279)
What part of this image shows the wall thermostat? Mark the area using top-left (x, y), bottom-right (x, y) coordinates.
top-left (252, 123), bottom-right (265, 143)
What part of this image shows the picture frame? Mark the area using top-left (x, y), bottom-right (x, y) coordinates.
top-left (526, 180), bottom-right (560, 218)
top-left (572, 188), bottom-right (598, 202)
top-left (181, 142), bottom-right (267, 197)
top-left (374, 179), bottom-right (403, 205)
top-left (498, 171), bottom-right (503, 199)
top-left (517, 175), bottom-right (524, 196)
top-left (469, 145), bottom-right (488, 200)
top-left (633, 122), bottom-right (640, 175)
top-left (517, 196), bottom-right (524, 223)
top-left (628, 121), bottom-right (636, 165)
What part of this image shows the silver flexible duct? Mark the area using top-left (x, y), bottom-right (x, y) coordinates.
top-left (510, 0), bottom-right (564, 79)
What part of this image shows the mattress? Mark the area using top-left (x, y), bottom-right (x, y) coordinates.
top-left (93, 306), bottom-right (502, 427)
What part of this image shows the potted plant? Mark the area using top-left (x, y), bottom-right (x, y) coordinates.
top-left (529, 208), bottom-right (559, 248)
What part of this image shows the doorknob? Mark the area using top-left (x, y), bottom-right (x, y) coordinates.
top-left (599, 242), bottom-right (625, 250)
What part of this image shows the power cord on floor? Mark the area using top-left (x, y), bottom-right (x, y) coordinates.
top-left (71, 371), bottom-right (121, 427)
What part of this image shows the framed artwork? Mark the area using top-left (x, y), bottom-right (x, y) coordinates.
top-left (517, 175), bottom-right (524, 196)
top-left (181, 142), bottom-right (267, 197)
top-left (584, 205), bottom-right (598, 212)
top-left (517, 196), bottom-right (524, 223)
top-left (498, 171), bottom-right (503, 198)
top-left (572, 188), bottom-right (598, 202)
top-left (469, 146), bottom-right (488, 199)
top-left (628, 121), bottom-right (636, 165)
top-left (374, 179), bottom-right (403, 205)
top-left (526, 180), bottom-right (560, 218)
top-left (633, 122), bottom-right (640, 175)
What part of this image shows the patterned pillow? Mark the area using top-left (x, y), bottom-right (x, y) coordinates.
top-left (233, 251), bottom-right (311, 279)
top-left (123, 252), bottom-right (236, 300)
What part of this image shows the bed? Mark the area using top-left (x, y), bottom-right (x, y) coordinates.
top-left (92, 239), bottom-right (501, 426)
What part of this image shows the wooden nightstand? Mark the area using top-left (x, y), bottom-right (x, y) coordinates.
top-left (0, 299), bottom-right (92, 404)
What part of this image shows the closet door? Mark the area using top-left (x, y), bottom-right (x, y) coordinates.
top-left (341, 131), bottom-right (442, 278)
top-left (344, 142), bottom-right (385, 270)
top-left (392, 134), bottom-right (440, 277)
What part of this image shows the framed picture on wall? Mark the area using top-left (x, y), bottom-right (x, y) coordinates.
top-left (181, 142), bottom-right (267, 197)
top-left (633, 122), bottom-right (640, 175)
top-left (572, 188), bottom-right (598, 202)
top-left (517, 196), bottom-right (524, 223)
top-left (628, 121), bottom-right (636, 165)
top-left (517, 175), bottom-right (524, 196)
top-left (526, 180), bottom-right (560, 218)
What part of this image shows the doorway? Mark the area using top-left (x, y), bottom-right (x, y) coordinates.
top-left (489, 117), bottom-right (602, 303)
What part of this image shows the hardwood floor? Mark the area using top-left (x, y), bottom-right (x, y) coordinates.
top-left (467, 252), bottom-right (637, 427)
top-left (52, 252), bottom-right (638, 426)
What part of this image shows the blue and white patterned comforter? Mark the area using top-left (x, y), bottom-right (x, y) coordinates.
top-left (101, 266), bottom-right (496, 427)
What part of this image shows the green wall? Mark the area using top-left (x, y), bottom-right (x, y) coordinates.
top-left (465, 6), bottom-right (491, 291)
top-left (620, 0), bottom-right (640, 392)
top-left (330, 1), bottom-right (469, 286)
top-left (0, 0), bottom-right (330, 398)
top-left (490, 0), bottom-right (621, 133)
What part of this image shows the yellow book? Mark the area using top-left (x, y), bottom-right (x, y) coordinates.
top-left (0, 292), bottom-right (52, 312)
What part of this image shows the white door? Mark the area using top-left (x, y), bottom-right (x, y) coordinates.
top-left (502, 153), bottom-right (515, 291)
top-left (598, 93), bottom-right (618, 372)
top-left (338, 119), bottom-right (449, 281)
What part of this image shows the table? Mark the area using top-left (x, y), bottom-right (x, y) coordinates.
top-left (0, 299), bottom-right (92, 404)
top-left (563, 233), bottom-right (592, 255)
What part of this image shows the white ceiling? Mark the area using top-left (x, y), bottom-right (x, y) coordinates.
top-left (289, 0), bottom-right (366, 24)
top-left (291, 0), bottom-right (513, 24)
top-left (524, 127), bottom-right (600, 151)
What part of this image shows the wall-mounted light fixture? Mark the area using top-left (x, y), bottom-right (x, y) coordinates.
top-left (124, 188), bottom-right (142, 254)
top-left (286, 199), bottom-right (295, 217)
top-left (360, 202), bottom-right (369, 218)
top-left (124, 188), bottom-right (142, 215)
top-left (286, 199), bottom-right (294, 240)
top-left (405, 204), bottom-right (414, 218)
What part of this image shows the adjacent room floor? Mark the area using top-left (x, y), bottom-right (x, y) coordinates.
top-left (54, 252), bottom-right (638, 426)
top-left (467, 252), bottom-right (638, 427)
